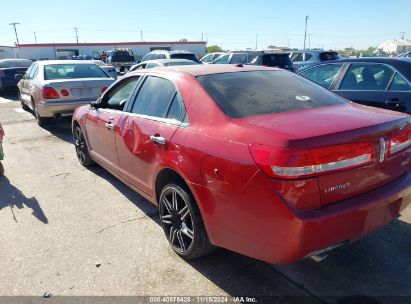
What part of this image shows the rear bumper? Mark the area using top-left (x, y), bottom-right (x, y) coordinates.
top-left (37, 99), bottom-right (94, 117)
top-left (194, 171), bottom-right (411, 264)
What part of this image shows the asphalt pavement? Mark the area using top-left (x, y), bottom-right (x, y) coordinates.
top-left (0, 91), bottom-right (410, 304)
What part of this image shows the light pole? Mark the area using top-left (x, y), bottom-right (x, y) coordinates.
top-left (33, 32), bottom-right (37, 44)
top-left (74, 27), bottom-right (79, 44)
top-left (308, 34), bottom-right (312, 49)
top-left (303, 16), bottom-right (309, 51)
top-left (9, 22), bottom-right (20, 58)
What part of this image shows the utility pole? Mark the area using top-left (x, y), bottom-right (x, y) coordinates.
top-left (140, 30), bottom-right (144, 42)
top-left (33, 32), bottom-right (37, 44)
top-left (303, 16), bottom-right (309, 51)
top-left (401, 31), bottom-right (405, 40)
top-left (201, 33), bottom-right (204, 42)
top-left (308, 34), bottom-right (312, 49)
top-left (255, 34), bottom-right (258, 50)
top-left (9, 22), bottom-right (20, 58)
top-left (74, 27), bottom-right (79, 44)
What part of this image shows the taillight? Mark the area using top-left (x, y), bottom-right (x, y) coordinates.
top-left (42, 87), bottom-right (60, 99)
top-left (0, 69), bottom-right (4, 77)
top-left (249, 142), bottom-right (373, 179)
top-left (61, 89), bottom-right (69, 96)
top-left (101, 87), bottom-right (107, 93)
top-left (388, 126), bottom-right (411, 156)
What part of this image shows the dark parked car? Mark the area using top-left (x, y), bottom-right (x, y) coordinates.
top-left (72, 64), bottom-right (411, 264)
top-left (244, 50), bottom-right (294, 72)
top-left (298, 57), bottom-right (411, 113)
top-left (0, 59), bottom-right (32, 92)
top-left (290, 50), bottom-right (341, 71)
top-left (141, 50), bottom-right (200, 63)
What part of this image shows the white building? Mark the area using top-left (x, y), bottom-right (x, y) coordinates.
top-left (1, 41), bottom-right (207, 61)
top-left (378, 39), bottom-right (411, 54)
top-left (0, 45), bottom-right (17, 59)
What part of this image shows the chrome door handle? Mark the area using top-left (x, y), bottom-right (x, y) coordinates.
top-left (105, 122), bottom-right (115, 130)
top-left (150, 135), bottom-right (166, 145)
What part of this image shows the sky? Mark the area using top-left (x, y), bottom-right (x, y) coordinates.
top-left (0, 0), bottom-right (410, 51)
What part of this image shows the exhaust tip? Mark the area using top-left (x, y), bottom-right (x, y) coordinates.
top-left (310, 252), bottom-right (328, 262)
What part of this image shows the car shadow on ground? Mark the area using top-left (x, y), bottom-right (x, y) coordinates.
top-left (0, 175), bottom-right (48, 224)
top-left (86, 164), bottom-right (411, 303)
top-left (42, 117), bottom-right (74, 144)
top-left (0, 90), bottom-right (19, 101)
top-left (273, 218), bottom-right (411, 303)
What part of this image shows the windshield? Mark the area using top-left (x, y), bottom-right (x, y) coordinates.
top-left (198, 71), bottom-right (346, 118)
top-left (44, 64), bottom-right (110, 80)
top-left (262, 54), bottom-right (292, 67)
top-left (170, 53), bottom-right (200, 63)
top-left (164, 61), bottom-right (199, 66)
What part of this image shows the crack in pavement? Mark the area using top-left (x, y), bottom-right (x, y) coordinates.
top-left (96, 213), bottom-right (159, 234)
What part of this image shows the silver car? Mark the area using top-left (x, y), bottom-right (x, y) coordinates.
top-left (90, 60), bottom-right (117, 79)
top-left (18, 60), bottom-right (115, 126)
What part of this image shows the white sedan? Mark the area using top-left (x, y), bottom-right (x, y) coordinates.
top-left (18, 60), bottom-right (115, 126)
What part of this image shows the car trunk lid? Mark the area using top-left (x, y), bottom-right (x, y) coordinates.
top-left (239, 103), bottom-right (411, 207)
top-left (44, 78), bottom-right (113, 99)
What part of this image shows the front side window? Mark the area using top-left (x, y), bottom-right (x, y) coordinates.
top-left (300, 64), bottom-right (344, 88)
top-left (339, 64), bottom-right (394, 90)
top-left (213, 54), bottom-right (230, 64)
top-left (389, 73), bottom-right (411, 91)
top-left (131, 76), bottom-right (176, 118)
top-left (201, 54), bottom-right (214, 63)
top-left (104, 77), bottom-right (140, 110)
top-left (198, 71), bottom-right (346, 118)
top-left (44, 64), bottom-right (109, 80)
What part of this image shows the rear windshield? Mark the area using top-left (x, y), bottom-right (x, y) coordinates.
top-left (170, 53), bottom-right (200, 63)
top-left (164, 61), bottom-right (198, 66)
top-left (0, 60), bottom-right (32, 68)
top-left (320, 52), bottom-right (341, 61)
top-left (262, 54), bottom-right (292, 67)
top-left (44, 64), bottom-right (109, 80)
top-left (198, 71), bottom-right (346, 118)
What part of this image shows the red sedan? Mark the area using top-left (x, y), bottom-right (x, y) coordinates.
top-left (72, 64), bottom-right (411, 264)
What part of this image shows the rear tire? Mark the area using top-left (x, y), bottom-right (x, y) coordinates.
top-left (159, 182), bottom-right (215, 259)
top-left (33, 102), bottom-right (48, 127)
top-left (73, 124), bottom-right (94, 167)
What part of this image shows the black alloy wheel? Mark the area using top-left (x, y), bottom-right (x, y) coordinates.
top-left (159, 183), bottom-right (215, 259)
top-left (73, 125), bottom-right (94, 167)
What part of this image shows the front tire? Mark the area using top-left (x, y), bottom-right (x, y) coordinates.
top-left (159, 183), bottom-right (215, 259)
top-left (73, 124), bottom-right (94, 167)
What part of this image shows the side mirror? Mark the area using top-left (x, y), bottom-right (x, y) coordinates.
top-left (90, 98), bottom-right (101, 109)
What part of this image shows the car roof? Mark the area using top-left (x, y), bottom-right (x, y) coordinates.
top-left (35, 60), bottom-right (100, 65)
top-left (145, 59), bottom-right (197, 65)
top-left (326, 57), bottom-right (411, 64)
top-left (128, 64), bottom-right (279, 77)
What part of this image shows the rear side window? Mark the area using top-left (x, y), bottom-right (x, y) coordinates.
top-left (131, 76), bottom-right (176, 118)
top-left (230, 54), bottom-right (247, 64)
top-left (291, 53), bottom-right (303, 62)
top-left (213, 54), bottom-right (229, 64)
top-left (198, 71), bottom-right (346, 118)
top-left (339, 64), bottom-right (394, 90)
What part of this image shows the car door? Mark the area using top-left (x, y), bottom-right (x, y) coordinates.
top-left (385, 71), bottom-right (411, 113)
top-left (85, 76), bottom-right (141, 173)
top-left (20, 63), bottom-right (37, 103)
top-left (335, 63), bottom-right (395, 109)
top-left (116, 75), bottom-right (185, 195)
